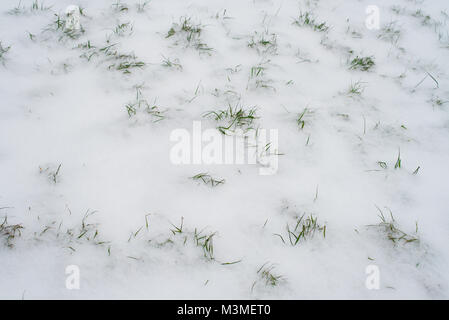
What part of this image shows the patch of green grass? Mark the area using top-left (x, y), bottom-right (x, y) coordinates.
top-left (111, 0), bottom-right (129, 13)
top-left (113, 22), bottom-right (133, 37)
top-left (252, 263), bottom-right (284, 290)
top-left (203, 105), bottom-right (258, 135)
top-left (349, 56), bottom-right (375, 71)
top-left (0, 217), bottom-right (24, 248)
top-left (378, 22), bottom-right (401, 44)
top-left (97, 44), bottom-right (146, 74)
top-left (194, 228), bottom-right (216, 260)
top-left (114, 60), bottom-right (145, 73)
top-left (293, 12), bottom-right (329, 32)
top-left (250, 65), bottom-right (265, 78)
top-left (125, 85), bottom-right (165, 121)
top-left (191, 173), bottom-right (225, 187)
top-left (247, 31), bottom-right (277, 55)
top-left (161, 55), bottom-right (183, 70)
top-left (46, 13), bottom-right (85, 41)
top-left (280, 214), bottom-right (326, 246)
top-left (347, 81), bottom-right (365, 96)
top-left (368, 207), bottom-right (419, 245)
top-left (165, 17), bottom-right (212, 53)
top-left (170, 217), bottom-right (184, 235)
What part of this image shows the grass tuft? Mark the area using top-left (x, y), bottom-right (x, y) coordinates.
top-left (252, 263), bottom-right (284, 291)
top-left (0, 217), bottom-right (24, 248)
top-left (191, 173), bottom-right (225, 187)
top-left (203, 105), bottom-right (257, 135)
top-left (368, 207), bottom-right (419, 245)
top-left (0, 42), bottom-right (11, 65)
top-left (349, 56), bottom-right (375, 71)
top-left (280, 214), bottom-right (326, 246)
top-left (293, 12), bottom-right (329, 32)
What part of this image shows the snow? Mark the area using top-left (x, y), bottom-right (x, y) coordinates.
top-left (0, 0), bottom-right (448, 299)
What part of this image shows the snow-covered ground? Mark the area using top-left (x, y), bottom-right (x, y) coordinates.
top-left (1, 0), bottom-right (449, 299)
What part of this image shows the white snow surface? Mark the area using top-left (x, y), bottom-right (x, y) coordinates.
top-left (0, 0), bottom-right (449, 299)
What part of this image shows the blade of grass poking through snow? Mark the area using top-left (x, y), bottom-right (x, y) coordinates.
top-left (296, 108), bottom-right (307, 129)
top-left (170, 217), bottom-right (184, 235)
top-left (293, 11), bottom-right (329, 32)
top-left (394, 149), bottom-right (402, 169)
top-left (191, 173), bottom-right (225, 187)
top-left (378, 161), bottom-right (388, 169)
top-left (145, 214), bottom-right (150, 230)
top-left (221, 260), bottom-right (242, 265)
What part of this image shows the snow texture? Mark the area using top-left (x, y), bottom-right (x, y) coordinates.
top-left (0, 0), bottom-right (448, 299)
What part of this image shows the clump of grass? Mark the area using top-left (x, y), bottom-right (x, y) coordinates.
top-left (47, 13), bottom-right (85, 41)
top-left (190, 173), bottom-right (225, 187)
top-left (378, 22), bottom-right (401, 44)
top-left (0, 217), bottom-right (24, 248)
top-left (31, 0), bottom-right (51, 11)
top-left (111, 0), bottom-right (129, 13)
top-left (114, 60), bottom-right (145, 73)
top-left (125, 85), bottom-right (166, 121)
top-left (136, 1), bottom-right (150, 12)
top-left (170, 217), bottom-right (184, 235)
top-left (296, 108), bottom-right (308, 129)
top-left (113, 22), bottom-right (134, 37)
top-left (347, 81), bottom-right (365, 96)
top-left (39, 163), bottom-right (62, 183)
top-left (0, 42), bottom-right (11, 65)
top-left (161, 55), bottom-right (183, 70)
top-left (391, 5), bottom-right (405, 15)
top-left (368, 207), bottom-right (419, 245)
top-left (252, 263), bottom-right (284, 291)
top-left (250, 65), bottom-right (265, 78)
top-left (247, 31), bottom-right (277, 55)
top-left (203, 105), bottom-right (257, 135)
top-left (249, 64), bottom-right (270, 90)
top-left (411, 9), bottom-right (433, 26)
top-left (89, 43), bottom-right (146, 74)
top-left (8, 0), bottom-right (52, 15)
top-left (378, 161), bottom-right (388, 169)
top-left (247, 61), bottom-right (275, 91)
top-left (57, 210), bottom-right (109, 249)
top-left (277, 214), bottom-right (326, 246)
top-left (165, 17), bottom-right (212, 53)
top-left (76, 40), bottom-right (146, 74)
top-left (167, 218), bottom-right (218, 261)
top-left (7, 2), bottom-right (25, 15)
top-left (349, 56), bottom-right (375, 71)
top-left (430, 96), bottom-right (449, 107)
top-left (194, 228), bottom-right (216, 260)
top-left (293, 11), bottom-right (329, 32)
